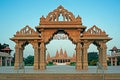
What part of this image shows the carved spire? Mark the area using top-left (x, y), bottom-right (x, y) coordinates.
top-left (76, 15), bottom-right (81, 20)
top-left (40, 15), bottom-right (45, 24)
top-left (60, 48), bottom-right (63, 57)
top-left (57, 5), bottom-right (64, 9)
top-left (55, 50), bottom-right (59, 57)
top-left (64, 50), bottom-right (68, 57)
top-left (47, 52), bottom-right (51, 60)
top-left (72, 53), bottom-right (76, 58)
top-left (76, 15), bottom-right (82, 24)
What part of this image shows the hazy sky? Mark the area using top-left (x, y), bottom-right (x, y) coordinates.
top-left (0, 0), bottom-right (120, 57)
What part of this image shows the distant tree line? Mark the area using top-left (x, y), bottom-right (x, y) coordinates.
top-left (88, 52), bottom-right (98, 66)
top-left (24, 55), bottom-right (34, 66)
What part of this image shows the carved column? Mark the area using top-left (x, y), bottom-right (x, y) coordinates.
top-left (33, 42), bottom-right (39, 70)
top-left (14, 43), bottom-right (20, 69)
top-left (101, 42), bottom-right (107, 69)
top-left (98, 47), bottom-right (102, 64)
top-left (19, 47), bottom-right (23, 66)
top-left (83, 42), bottom-right (88, 70)
top-left (39, 42), bottom-right (46, 70)
top-left (76, 42), bottom-right (82, 70)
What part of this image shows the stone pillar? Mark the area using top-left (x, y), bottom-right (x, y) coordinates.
top-left (19, 47), bottom-right (23, 66)
top-left (14, 44), bottom-right (20, 69)
top-left (111, 57), bottom-right (113, 66)
top-left (76, 42), bottom-right (82, 70)
top-left (0, 57), bottom-right (2, 66)
top-left (83, 44), bottom-right (88, 70)
top-left (98, 47), bottom-right (102, 64)
top-left (39, 42), bottom-right (46, 70)
top-left (33, 45), bottom-right (39, 70)
top-left (9, 58), bottom-right (11, 66)
top-left (115, 57), bottom-right (117, 66)
top-left (5, 57), bottom-right (7, 66)
top-left (101, 43), bottom-right (107, 70)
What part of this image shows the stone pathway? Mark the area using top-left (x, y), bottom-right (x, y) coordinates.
top-left (0, 65), bottom-right (120, 74)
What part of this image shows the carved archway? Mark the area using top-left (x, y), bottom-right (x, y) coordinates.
top-left (81, 25), bottom-right (111, 69)
top-left (10, 6), bottom-right (112, 70)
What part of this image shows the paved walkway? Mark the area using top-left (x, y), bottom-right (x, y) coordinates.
top-left (0, 65), bottom-right (120, 74)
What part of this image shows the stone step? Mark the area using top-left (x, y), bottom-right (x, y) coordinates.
top-left (0, 73), bottom-right (120, 80)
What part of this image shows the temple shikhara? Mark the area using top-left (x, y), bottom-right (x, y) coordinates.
top-left (10, 5), bottom-right (112, 70)
top-left (46, 49), bottom-right (76, 65)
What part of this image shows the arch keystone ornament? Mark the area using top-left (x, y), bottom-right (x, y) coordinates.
top-left (10, 6), bottom-right (112, 70)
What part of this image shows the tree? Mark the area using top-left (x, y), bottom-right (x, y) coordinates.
top-left (88, 52), bottom-right (98, 66)
top-left (47, 62), bottom-right (53, 66)
top-left (24, 55), bottom-right (34, 66)
top-left (90, 60), bottom-right (97, 65)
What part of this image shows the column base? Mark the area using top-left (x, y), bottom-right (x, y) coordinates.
top-left (83, 63), bottom-right (88, 70)
top-left (34, 63), bottom-right (39, 70)
top-left (102, 63), bottom-right (107, 70)
top-left (14, 63), bottom-right (19, 70)
top-left (76, 62), bottom-right (82, 70)
top-left (14, 62), bottom-right (24, 70)
top-left (40, 63), bottom-right (46, 70)
top-left (14, 67), bottom-right (19, 70)
top-left (83, 66), bottom-right (88, 70)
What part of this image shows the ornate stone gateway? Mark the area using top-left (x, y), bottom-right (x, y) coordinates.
top-left (10, 6), bottom-right (112, 70)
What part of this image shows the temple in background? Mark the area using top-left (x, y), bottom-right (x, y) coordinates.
top-left (0, 46), bottom-right (12, 66)
top-left (108, 46), bottom-right (120, 66)
top-left (46, 48), bottom-right (76, 65)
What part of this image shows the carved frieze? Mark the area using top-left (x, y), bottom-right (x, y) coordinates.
top-left (15, 25), bottom-right (38, 36)
top-left (39, 5), bottom-right (82, 25)
top-left (83, 25), bottom-right (108, 37)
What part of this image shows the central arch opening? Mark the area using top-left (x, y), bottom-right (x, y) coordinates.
top-left (46, 30), bottom-right (76, 67)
